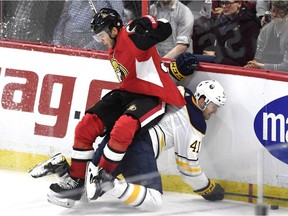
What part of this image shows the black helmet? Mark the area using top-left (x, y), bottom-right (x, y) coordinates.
top-left (91, 8), bottom-right (123, 34)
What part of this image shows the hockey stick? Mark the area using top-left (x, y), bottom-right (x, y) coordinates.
top-left (88, 0), bottom-right (97, 14)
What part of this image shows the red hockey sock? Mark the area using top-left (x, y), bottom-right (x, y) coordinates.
top-left (70, 113), bottom-right (105, 179)
top-left (74, 113), bottom-right (105, 146)
top-left (98, 115), bottom-right (140, 173)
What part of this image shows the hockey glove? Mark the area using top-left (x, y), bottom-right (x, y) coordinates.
top-left (194, 179), bottom-right (224, 201)
top-left (169, 52), bottom-right (199, 81)
top-left (128, 15), bottom-right (158, 35)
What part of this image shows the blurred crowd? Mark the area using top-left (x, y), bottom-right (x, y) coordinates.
top-left (0, 0), bottom-right (287, 72)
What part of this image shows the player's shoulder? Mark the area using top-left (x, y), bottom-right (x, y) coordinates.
top-left (182, 87), bottom-right (207, 135)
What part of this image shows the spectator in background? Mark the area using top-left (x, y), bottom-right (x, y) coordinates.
top-left (256, 0), bottom-right (272, 27)
top-left (193, 0), bottom-right (257, 56)
top-left (182, 0), bottom-right (212, 20)
top-left (192, 0), bottom-right (222, 55)
top-left (149, 0), bottom-right (194, 59)
top-left (245, 0), bottom-right (288, 72)
top-left (201, 0), bottom-right (260, 66)
top-left (1, 1), bottom-right (64, 43)
top-left (52, 0), bottom-right (125, 50)
top-left (122, 0), bottom-right (142, 19)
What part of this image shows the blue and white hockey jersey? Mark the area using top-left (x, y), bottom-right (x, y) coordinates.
top-left (148, 86), bottom-right (210, 191)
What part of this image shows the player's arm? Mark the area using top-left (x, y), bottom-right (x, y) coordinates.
top-left (127, 15), bottom-right (172, 50)
top-left (177, 147), bottom-right (225, 201)
top-left (174, 117), bottom-right (224, 201)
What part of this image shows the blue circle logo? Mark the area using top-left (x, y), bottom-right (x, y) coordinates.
top-left (254, 95), bottom-right (288, 164)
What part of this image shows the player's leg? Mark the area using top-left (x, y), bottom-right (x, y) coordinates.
top-left (97, 95), bottom-right (166, 173)
top-left (119, 131), bottom-right (162, 192)
top-left (47, 113), bottom-right (103, 200)
top-left (87, 131), bottom-right (163, 211)
top-left (69, 90), bottom-right (126, 179)
top-left (115, 131), bottom-right (163, 210)
top-left (48, 90), bottom-right (126, 201)
top-left (111, 179), bottom-right (163, 210)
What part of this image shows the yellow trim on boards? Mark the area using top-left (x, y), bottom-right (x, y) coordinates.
top-left (161, 175), bottom-right (288, 207)
top-left (0, 150), bottom-right (50, 172)
top-left (0, 150), bottom-right (71, 172)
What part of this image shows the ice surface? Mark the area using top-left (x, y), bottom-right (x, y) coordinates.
top-left (1, 169), bottom-right (287, 216)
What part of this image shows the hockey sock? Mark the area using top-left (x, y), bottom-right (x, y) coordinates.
top-left (107, 179), bottom-right (163, 210)
top-left (74, 113), bottom-right (105, 144)
top-left (98, 115), bottom-right (139, 173)
top-left (70, 114), bottom-right (105, 179)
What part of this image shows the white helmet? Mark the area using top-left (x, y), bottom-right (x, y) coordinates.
top-left (194, 80), bottom-right (226, 107)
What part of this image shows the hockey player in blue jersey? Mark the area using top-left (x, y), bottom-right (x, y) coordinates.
top-left (84, 80), bottom-right (226, 209)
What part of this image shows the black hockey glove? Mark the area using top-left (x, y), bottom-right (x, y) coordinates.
top-left (128, 15), bottom-right (158, 35)
top-left (194, 179), bottom-right (225, 201)
top-left (169, 52), bottom-right (198, 81)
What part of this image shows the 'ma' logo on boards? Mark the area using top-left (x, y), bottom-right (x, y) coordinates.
top-left (254, 95), bottom-right (288, 164)
top-left (262, 112), bottom-right (288, 142)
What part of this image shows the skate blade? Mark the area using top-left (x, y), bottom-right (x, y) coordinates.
top-left (29, 153), bottom-right (63, 178)
top-left (47, 193), bottom-right (76, 208)
top-left (85, 162), bottom-right (100, 201)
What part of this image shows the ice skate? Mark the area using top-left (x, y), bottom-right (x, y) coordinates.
top-left (29, 153), bottom-right (69, 178)
top-left (47, 193), bottom-right (76, 208)
top-left (85, 162), bottom-right (115, 201)
top-left (49, 173), bottom-right (85, 201)
top-left (47, 175), bottom-right (84, 208)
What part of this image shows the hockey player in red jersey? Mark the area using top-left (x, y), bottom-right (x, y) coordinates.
top-left (37, 8), bottom-right (197, 202)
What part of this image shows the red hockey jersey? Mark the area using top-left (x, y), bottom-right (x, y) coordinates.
top-left (108, 27), bottom-right (186, 107)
